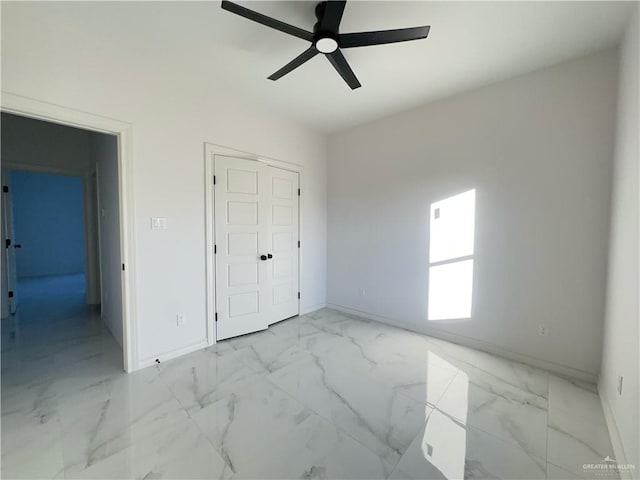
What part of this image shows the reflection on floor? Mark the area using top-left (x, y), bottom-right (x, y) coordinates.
top-left (2, 285), bottom-right (617, 479)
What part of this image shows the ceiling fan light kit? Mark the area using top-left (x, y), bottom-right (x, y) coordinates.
top-left (220, 0), bottom-right (431, 90)
top-left (315, 37), bottom-right (339, 54)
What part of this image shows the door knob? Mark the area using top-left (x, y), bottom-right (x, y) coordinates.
top-left (260, 255), bottom-right (267, 261)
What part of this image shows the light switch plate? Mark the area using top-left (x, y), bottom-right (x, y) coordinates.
top-left (151, 217), bottom-right (167, 230)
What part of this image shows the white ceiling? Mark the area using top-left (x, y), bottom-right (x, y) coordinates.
top-left (9, 1), bottom-right (635, 133)
top-left (214, 1), bottom-right (633, 133)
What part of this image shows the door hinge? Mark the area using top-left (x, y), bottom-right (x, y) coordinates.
top-left (214, 244), bottom-right (217, 254)
top-left (8, 291), bottom-right (14, 298)
top-left (298, 292), bottom-right (300, 299)
top-left (213, 175), bottom-right (216, 185)
top-left (297, 240), bottom-right (300, 248)
top-left (5, 239), bottom-right (10, 248)
top-left (122, 264), bottom-right (125, 271)
top-left (3, 186), bottom-right (8, 193)
top-left (215, 312), bottom-right (218, 322)
top-left (297, 188), bottom-right (300, 196)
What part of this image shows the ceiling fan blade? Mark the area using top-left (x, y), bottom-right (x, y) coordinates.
top-left (339, 26), bottom-right (430, 48)
top-left (326, 49), bottom-right (361, 90)
top-left (268, 47), bottom-right (319, 81)
top-left (221, 1), bottom-right (314, 42)
top-left (318, 1), bottom-right (346, 33)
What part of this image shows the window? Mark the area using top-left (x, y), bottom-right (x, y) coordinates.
top-left (428, 189), bottom-right (476, 320)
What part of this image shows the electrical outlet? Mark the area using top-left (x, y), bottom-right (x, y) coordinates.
top-left (538, 325), bottom-right (549, 336)
top-left (617, 375), bottom-right (623, 395)
top-left (177, 313), bottom-right (186, 326)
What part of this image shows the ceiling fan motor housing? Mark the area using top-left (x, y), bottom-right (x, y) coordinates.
top-left (314, 2), bottom-right (339, 51)
top-left (220, 0), bottom-right (431, 90)
top-left (314, 2), bottom-right (329, 25)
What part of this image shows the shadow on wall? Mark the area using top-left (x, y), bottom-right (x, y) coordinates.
top-left (10, 170), bottom-right (86, 279)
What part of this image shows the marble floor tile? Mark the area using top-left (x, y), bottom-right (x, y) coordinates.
top-left (1, 399), bottom-right (65, 479)
top-left (268, 354), bottom-right (432, 466)
top-left (426, 337), bottom-right (550, 402)
top-left (222, 326), bottom-right (311, 374)
top-left (63, 413), bottom-right (230, 480)
top-left (297, 323), bottom-right (360, 359)
top-left (1, 364), bottom-right (65, 479)
top-left (268, 314), bottom-right (323, 341)
top-left (158, 345), bottom-right (263, 414)
top-left (436, 371), bottom-right (548, 460)
top-left (330, 338), bottom-right (460, 407)
top-left (296, 318), bottom-right (460, 408)
top-left (391, 409), bottom-right (546, 480)
top-left (547, 462), bottom-right (581, 479)
top-left (191, 378), bottom-right (391, 478)
top-left (304, 307), bottom-right (352, 325)
top-left (547, 375), bottom-right (617, 478)
top-left (2, 278), bottom-right (620, 480)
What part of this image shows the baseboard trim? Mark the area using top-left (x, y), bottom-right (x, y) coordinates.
top-left (301, 303), bottom-right (326, 315)
top-left (137, 339), bottom-right (209, 370)
top-left (327, 303), bottom-right (598, 383)
top-left (598, 386), bottom-right (633, 479)
top-left (135, 304), bottom-right (327, 372)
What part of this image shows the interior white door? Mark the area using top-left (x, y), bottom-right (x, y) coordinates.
top-left (215, 156), bottom-right (269, 340)
top-left (214, 155), bottom-right (299, 340)
top-left (266, 166), bottom-right (299, 325)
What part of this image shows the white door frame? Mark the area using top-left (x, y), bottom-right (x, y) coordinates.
top-left (204, 142), bottom-right (303, 345)
top-left (1, 169), bottom-right (18, 315)
top-left (1, 92), bottom-right (138, 372)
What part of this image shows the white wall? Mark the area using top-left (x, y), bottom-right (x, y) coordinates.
top-left (9, 170), bottom-right (86, 278)
top-left (328, 50), bottom-right (618, 379)
top-left (93, 133), bottom-right (124, 348)
top-left (1, 113), bottom-right (92, 174)
top-left (599, 7), bottom-right (639, 475)
top-left (0, 2), bottom-right (327, 367)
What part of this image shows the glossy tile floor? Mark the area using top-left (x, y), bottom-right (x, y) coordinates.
top-left (2, 275), bottom-right (618, 479)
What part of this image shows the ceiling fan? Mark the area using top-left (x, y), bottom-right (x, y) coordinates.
top-left (220, 1), bottom-right (430, 90)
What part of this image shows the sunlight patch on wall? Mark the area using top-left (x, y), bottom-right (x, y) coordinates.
top-left (428, 189), bottom-right (476, 321)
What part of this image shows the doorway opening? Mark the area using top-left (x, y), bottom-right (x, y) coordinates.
top-left (1, 111), bottom-right (126, 372)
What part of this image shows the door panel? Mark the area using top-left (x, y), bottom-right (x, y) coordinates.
top-left (228, 291), bottom-right (259, 317)
top-left (227, 201), bottom-right (258, 225)
top-left (266, 166), bottom-right (299, 325)
top-left (228, 263), bottom-right (258, 287)
top-left (214, 156), bottom-right (269, 340)
top-left (227, 232), bottom-right (258, 255)
top-left (227, 169), bottom-right (258, 194)
top-left (214, 156), bottom-right (299, 339)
